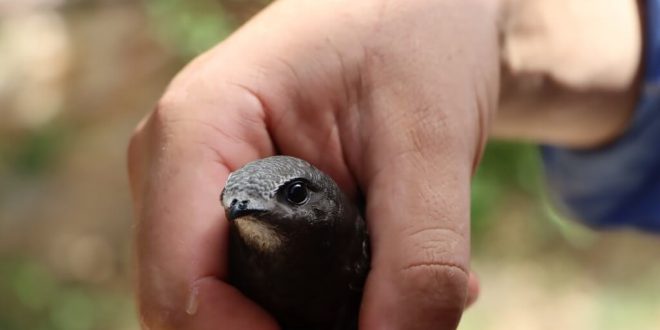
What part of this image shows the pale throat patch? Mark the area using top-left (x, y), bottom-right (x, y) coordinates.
top-left (234, 216), bottom-right (284, 253)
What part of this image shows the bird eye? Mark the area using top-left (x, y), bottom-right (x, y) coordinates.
top-left (286, 181), bottom-right (309, 205)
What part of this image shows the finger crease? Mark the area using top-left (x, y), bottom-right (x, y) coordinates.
top-left (402, 261), bottom-right (469, 278)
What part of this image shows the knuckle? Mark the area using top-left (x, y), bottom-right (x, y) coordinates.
top-left (155, 93), bottom-right (183, 114)
top-left (398, 226), bottom-right (470, 309)
top-left (126, 94), bottom-right (182, 164)
top-left (127, 95), bottom-right (186, 209)
top-left (401, 261), bottom-right (469, 310)
top-left (402, 261), bottom-right (468, 290)
top-left (152, 95), bottom-right (186, 125)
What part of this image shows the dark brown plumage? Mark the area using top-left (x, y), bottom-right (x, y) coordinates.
top-left (220, 156), bottom-right (369, 330)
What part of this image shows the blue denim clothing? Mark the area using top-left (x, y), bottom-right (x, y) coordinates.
top-left (541, 0), bottom-right (660, 232)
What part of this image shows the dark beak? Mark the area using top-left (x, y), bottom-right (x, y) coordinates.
top-left (226, 199), bottom-right (264, 221)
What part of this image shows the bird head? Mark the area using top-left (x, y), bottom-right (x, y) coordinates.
top-left (220, 156), bottom-right (344, 253)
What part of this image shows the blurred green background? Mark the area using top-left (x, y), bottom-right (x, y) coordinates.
top-left (1, 1), bottom-right (659, 329)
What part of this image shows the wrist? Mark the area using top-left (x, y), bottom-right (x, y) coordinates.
top-left (494, 0), bottom-right (642, 148)
top-left (500, 0), bottom-right (642, 90)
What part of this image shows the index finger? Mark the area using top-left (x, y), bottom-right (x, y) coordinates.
top-left (128, 77), bottom-right (278, 329)
top-left (358, 115), bottom-right (474, 329)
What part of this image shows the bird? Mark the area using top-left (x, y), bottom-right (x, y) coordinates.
top-left (220, 156), bottom-right (370, 330)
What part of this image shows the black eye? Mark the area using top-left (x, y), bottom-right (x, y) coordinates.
top-left (286, 181), bottom-right (309, 205)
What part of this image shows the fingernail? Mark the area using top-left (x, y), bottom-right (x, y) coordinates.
top-left (186, 286), bottom-right (199, 315)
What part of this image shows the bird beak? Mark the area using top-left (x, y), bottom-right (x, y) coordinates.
top-left (226, 199), bottom-right (265, 221)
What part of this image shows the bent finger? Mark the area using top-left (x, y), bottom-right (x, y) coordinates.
top-left (130, 86), bottom-right (276, 328)
top-left (360, 147), bottom-right (473, 330)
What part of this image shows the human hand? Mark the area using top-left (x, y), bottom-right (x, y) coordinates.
top-left (495, 0), bottom-right (641, 147)
top-left (128, 0), bottom-right (499, 329)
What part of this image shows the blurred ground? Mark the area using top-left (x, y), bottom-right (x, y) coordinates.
top-left (0, 1), bottom-right (658, 329)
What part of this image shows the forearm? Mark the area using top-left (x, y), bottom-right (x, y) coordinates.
top-left (493, 0), bottom-right (642, 148)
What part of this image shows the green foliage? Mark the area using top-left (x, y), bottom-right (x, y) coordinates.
top-left (471, 142), bottom-right (599, 249)
top-left (0, 257), bottom-right (137, 330)
top-left (0, 123), bottom-right (71, 177)
top-left (145, 0), bottom-right (236, 58)
top-left (471, 142), bottom-right (544, 243)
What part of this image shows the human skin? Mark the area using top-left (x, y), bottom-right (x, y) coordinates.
top-left (495, 0), bottom-right (641, 147)
top-left (127, 0), bottom-right (640, 329)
